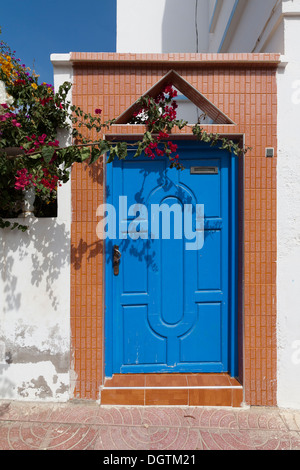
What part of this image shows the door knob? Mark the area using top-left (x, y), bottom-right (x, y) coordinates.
top-left (113, 245), bottom-right (121, 276)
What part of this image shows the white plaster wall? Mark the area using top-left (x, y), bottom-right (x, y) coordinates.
top-left (208, 0), bottom-right (238, 51)
top-left (276, 15), bottom-right (300, 409)
top-left (224, 0), bottom-right (281, 53)
top-left (0, 56), bottom-right (73, 402)
top-left (117, 0), bottom-right (209, 53)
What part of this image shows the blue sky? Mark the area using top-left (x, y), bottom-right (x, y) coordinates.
top-left (0, 0), bottom-right (116, 85)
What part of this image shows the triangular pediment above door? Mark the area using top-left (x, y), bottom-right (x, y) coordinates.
top-left (114, 70), bottom-right (235, 125)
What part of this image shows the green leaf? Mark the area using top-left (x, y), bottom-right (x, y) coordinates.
top-left (41, 146), bottom-right (55, 163)
top-left (117, 142), bottom-right (128, 160)
top-left (98, 141), bottom-right (111, 156)
top-left (79, 147), bottom-right (91, 162)
top-left (28, 153), bottom-right (42, 160)
top-left (107, 152), bottom-right (115, 164)
top-left (107, 146), bottom-right (118, 163)
top-left (133, 142), bottom-right (145, 158)
top-left (89, 147), bottom-right (100, 165)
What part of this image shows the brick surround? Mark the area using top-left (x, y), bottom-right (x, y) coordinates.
top-left (70, 53), bottom-right (279, 406)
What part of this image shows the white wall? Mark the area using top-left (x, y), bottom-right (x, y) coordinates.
top-left (226, 0), bottom-right (281, 52)
top-left (0, 56), bottom-right (73, 402)
top-left (276, 14), bottom-right (300, 409)
top-left (208, 0), bottom-right (239, 52)
top-left (117, 0), bottom-right (209, 53)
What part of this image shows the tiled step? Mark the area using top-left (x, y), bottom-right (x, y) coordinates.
top-left (100, 373), bottom-right (243, 407)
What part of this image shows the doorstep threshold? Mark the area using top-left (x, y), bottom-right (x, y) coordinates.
top-left (101, 373), bottom-right (243, 407)
top-left (103, 385), bottom-right (242, 390)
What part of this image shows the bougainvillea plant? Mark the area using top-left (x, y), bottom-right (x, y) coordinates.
top-left (0, 36), bottom-right (250, 231)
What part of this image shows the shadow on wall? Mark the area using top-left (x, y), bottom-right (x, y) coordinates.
top-left (71, 159), bottom-right (104, 271)
top-left (0, 217), bottom-right (70, 313)
top-left (0, 365), bottom-right (14, 399)
top-left (162, 0), bottom-right (209, 53)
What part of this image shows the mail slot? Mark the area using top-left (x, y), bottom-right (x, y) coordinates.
top-left (190, 166), bottom-right (219, 175)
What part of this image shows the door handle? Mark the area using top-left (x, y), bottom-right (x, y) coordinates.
top-left (113, 245), bottom-right (121, 276)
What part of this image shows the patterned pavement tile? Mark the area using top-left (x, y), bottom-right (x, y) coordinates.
top-left (0, 421), bottom-right (100, 450)
top-left (0, 401), bottom-right (55, 423)
top-left (198, 429), bottom-right (253, 450)
top-left (47, 403), bottom-right (102, 425)
top-left (39, 424), bottom-right (99, 450)
top-left (247, 430), bottom-right (300, 451)
top-left (94, 426), bottom-right (151, 450)
top-left (0, 421), bottom-right (51, 450)
top-left (97, 406), bottom-right (144, 426)
top-left (94, 425), bottom-right (200, 450)
top-left (279, 410), bottom-right (300, 432)
top-left (0, 422), bottom-right (14, 450)
top-left (148, 427), bottom-right (199, 450)
top-left (142, 407), bottom-right (192, 428)
top-left (189, 407), bottom-right (239, 429)
top-left (236, 407), bottom-right (288, 431)
top-left (198, 428), bottom-right (300, 451)
top-left (1, 401), bottom-right (300, 451)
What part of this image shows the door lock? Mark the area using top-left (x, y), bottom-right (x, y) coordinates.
top-left (113, 245), bottom-right (121, 276)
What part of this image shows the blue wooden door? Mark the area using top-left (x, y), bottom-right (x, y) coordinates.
top-left (105, 142), bottom-right (237, 376)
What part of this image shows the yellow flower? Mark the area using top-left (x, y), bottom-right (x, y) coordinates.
top-left (31, 83), bottom-right (38, 90)
top-left (0, 54), bottom-right (14, 79)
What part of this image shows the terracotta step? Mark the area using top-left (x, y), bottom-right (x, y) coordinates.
top-left (100, 373), bottom-right (243, 407)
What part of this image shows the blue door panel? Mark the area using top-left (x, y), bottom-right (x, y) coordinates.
top-left (122, 238), bottom-right (148, 293)
top-left (105, 142), bottom-right (237, 376)
top-left (121, 160), bottom-right (165, 208)
top-left (161, 232), bottom-right (184, 325)
top-left (197, 231), bottom-right (221, 290)
top-left (179, 159), bottom-right (221, 217)
top-left (123, 305), bottom-right (166, 365)
top-left (180, 303), bottom-right (222, 363)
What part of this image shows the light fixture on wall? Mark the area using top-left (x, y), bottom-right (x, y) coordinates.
top-left (266, 147), bottom-right (275, 158)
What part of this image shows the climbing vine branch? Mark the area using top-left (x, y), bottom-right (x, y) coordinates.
top-left (0, 37), bottom-right (250, 231)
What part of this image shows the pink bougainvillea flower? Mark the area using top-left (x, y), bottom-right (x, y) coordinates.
top-left (95, 108), bottom-right (102, 114)
top-left (48, 140), bottom-right (59, 147)
top-left (168, 141), bottom-right (178, 153)
top-left (39, 97), bottom-right (53, 106)
top-left (148, 142), bottom-right (158, 150)
top-left (163, 106), bottom-right (177, 121)
top-left (157, 131), bottom-right (169, 141)
top-left (145, 146), bottom-right (156, 159)
top-left (15, 168), bottom-right (32, 190)
top-left (38, 134), bottom-right (47, 143)
top-left (163, 85), bottom-right (178, 99)
top-left (0, 112), bottom-right (13, 122)
top-left (11, 119), bottom-right (21, 127)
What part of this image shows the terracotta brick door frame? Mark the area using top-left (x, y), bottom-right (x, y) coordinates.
top-left (70, 53), bottom-right (279, 405)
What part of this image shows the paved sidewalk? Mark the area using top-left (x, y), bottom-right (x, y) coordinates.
top-left (1, 400), bottom-right (300, 450)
